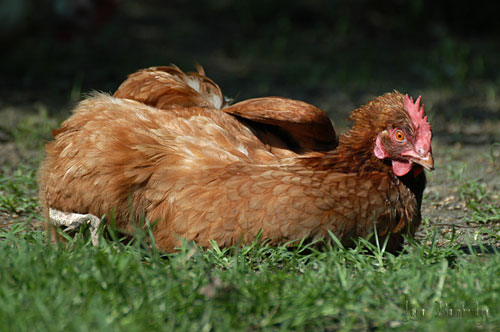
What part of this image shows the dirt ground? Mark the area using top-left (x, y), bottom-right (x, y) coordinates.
top-left (418, 142), bottom-right (500, 247)
top-left (1, 1), bottom-right (499, 248)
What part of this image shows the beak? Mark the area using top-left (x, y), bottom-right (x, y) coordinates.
top-left (402, 150), bottom-right (435, 171)
top-left (413, 152), bottom-right (434, 171)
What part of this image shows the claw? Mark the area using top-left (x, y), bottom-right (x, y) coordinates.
top-left (49, 208), bottom-right (101, 246)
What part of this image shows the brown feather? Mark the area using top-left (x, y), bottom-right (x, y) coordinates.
top-left (113, 65), bottom-right (225, 110)
top-left (114, 66), bottom-right (337, 155)
top-left (38, 67), bottom-right (431, 253)
top-left (224, 97), bottom-right (337, 153)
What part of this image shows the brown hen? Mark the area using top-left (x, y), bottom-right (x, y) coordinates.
top-left (38, 66), bottom-right (434, 252)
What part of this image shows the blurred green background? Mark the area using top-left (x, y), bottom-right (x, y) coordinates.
top-left (1, 0), bottom-right (499, 143)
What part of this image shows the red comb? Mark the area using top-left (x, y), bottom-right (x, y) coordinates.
top-left (404, 94), bottom-right (432, 154)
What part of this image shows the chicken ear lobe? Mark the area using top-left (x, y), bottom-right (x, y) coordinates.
top-left (223, 97), bottom-right (337, 153)
top-left (374, 134), bottom-right (412, 176)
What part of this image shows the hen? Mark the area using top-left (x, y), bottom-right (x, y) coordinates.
top-left (38, 66), bottom-right (434, 252)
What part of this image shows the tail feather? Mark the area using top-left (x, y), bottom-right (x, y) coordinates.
top-left (114, 65), bottom-right (225, 110)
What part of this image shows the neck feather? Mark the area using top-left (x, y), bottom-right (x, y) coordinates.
top-left (299, 129), bottom-right (391, 173)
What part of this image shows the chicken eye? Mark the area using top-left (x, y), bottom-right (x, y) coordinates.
top-left (394, 130), bottom-right (405, 142)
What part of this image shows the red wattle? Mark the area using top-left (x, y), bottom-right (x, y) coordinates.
top-left (392, 160), bottom-right (412, 176)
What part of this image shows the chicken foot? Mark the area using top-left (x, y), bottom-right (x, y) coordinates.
top-left (49, 208), bottom-right (101, 246)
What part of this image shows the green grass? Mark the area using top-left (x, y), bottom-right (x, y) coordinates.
top-left (0, 164), bottom-right (39, 214)
top-left (460, 175), bottom-right (500, 224)
top-left (1, 223), bottom-right (499, 331)
top-left (1, 104), bottom-right (499, 331)
top-left (2, 5), bottom-right (500, 329)
top-left (12, 105), bottom-right (59, 151)
top-left (446, 161), bottom-right (500, 225)
top-left (0, 104), bottom-right (56, 215)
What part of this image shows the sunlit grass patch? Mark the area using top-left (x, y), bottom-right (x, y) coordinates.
top-left (1, 221), bottom-right (499, 331)
top-left (0, 164), bottom-right (39, 215)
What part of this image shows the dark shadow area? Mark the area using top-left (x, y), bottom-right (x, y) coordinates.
top-left (458, 244), bottom-right (499, 255)
top-left (1, 0), bottom-right (499, 143)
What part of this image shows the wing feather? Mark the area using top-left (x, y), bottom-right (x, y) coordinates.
top-left (223, 97), bottom-right (337, 153)
top-left (114, 66), bottom-right (337, 154)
